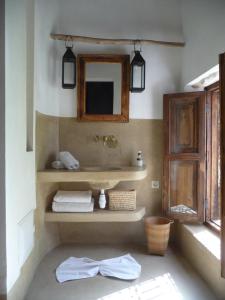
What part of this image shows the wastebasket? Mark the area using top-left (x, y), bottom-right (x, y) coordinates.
top-left (145, 216), bottom-right (173, 256)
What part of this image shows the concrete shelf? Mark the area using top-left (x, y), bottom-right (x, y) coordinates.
top-left (45, 206), bottom-right (146, 223)
top-left (37, 166), bottom-right (147, 189)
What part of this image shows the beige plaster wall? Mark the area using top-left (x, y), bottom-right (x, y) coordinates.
top-left (35, 113), bottom-right (163, 248)
top-left (8, 181), bottom-right (60, 300)
top-left (36, 114), bottom-right (164, 244)
top-left (35, 112), bottom-right (61, 260)
top-left (58, 117), bottom-right (163, 243)
top-left (36, 113), bottom-right (59, 170)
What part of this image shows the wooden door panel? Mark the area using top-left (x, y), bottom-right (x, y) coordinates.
top-left (163, 92), bottom-right (206, 222)
top-left (171, 99), bottom-right (198, 153)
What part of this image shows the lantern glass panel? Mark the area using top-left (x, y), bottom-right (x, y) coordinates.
top-left (132, 65), bottom-right (142, 88)
top-left (63, 62), bottom-right (75, 85)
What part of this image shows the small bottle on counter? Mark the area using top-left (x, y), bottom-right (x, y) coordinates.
top-left (99, 189), bottom-right (106, 209)
top-left (136, 151), bottom-right (144, 167)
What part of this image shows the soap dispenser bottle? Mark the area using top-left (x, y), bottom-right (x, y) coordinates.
top-left (99, 189), bottom-right (106, 209)
top-left (136, 151), bottom-right (144, 167)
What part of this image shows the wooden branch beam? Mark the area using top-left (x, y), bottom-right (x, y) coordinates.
top-left (50, 33), bottom-right (185, 48)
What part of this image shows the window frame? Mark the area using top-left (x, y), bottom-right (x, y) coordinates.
top-left (205, 81), bottom-right (221, 234)
top-left (219, 51), bottom-right (225, 278)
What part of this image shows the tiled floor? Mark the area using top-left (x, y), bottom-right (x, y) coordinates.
top-left (26, 244), bottom-right (218, 300)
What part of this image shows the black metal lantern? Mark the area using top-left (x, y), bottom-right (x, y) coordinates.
top-left (62, 45), bottom-right (76, 89)
top-left (130, 50), bottom-right (145, 93)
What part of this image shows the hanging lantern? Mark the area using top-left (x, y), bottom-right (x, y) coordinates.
top-left (130, 45), bottom-right (145, 93)
top-left (62, 40), bottom-right (76, 89)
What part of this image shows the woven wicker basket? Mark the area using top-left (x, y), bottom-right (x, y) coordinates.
top-left (108, 189), bottom-right (136, 211)
top-left (145, 217), bottom-right (173, 256)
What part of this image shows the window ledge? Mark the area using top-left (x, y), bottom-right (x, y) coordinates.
top-left (182, 224), bottom-right (220, 260)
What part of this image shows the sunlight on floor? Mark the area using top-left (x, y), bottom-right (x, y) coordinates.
top-left (98, 273), bottom-right (183, 300)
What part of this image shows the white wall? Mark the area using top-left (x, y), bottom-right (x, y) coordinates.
top-left (5, 0), bottom-right (36, 292)
top-left (0, 0), bottom-right (6, 297)
top-left (35, 0), bottom-right (184, 119)
top-left (34, 0), bottom-right (60, 116)
top-left (181, 0), bottom-right (225, 87)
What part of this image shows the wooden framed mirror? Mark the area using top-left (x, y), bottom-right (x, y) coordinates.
top-left (77, 54), bottom-right (130, 122)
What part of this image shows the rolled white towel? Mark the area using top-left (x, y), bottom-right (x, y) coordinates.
top-left (52, 199), bottom-right (94, 213)
top-left (54, 190), bottom-right (92, 203)
top-left (59, 152), bottom-right (80, 170)
top-left (51, 160), bottom-right (65, 169)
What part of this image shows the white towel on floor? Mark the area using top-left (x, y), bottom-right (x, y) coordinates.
top-left (56, 254), bottom-right (141, 283)
top-left (52, 199), bottom-right (94, 212)
top-left (53, 190), bottom-right (92, 203)
top-left (99, 255), bottom-right (141, 280)
top-left (56, 257), bottom-right (99, 282)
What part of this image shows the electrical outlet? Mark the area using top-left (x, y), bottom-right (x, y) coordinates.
top-left (152, 180), bottom-right (160, 189)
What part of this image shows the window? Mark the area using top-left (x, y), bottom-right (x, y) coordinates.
top-left (163, 92), bottom-right (206, 223)
top-left (205, 82), bottom-right (221, 232)
top-left (219, 51), bottom-right (225, 278)
top-left (163, 85), bottom-right (221, 229)
top-left (163, 71), bottom-right (225, 277)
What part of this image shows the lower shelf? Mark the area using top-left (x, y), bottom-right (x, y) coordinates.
top-left (45, 206), bottom-right (146, 223)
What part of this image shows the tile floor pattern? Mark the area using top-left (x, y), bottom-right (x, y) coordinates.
top-left (26, 244), bottom-right (218, 300)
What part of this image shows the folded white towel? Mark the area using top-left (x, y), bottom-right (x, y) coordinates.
top-left (52, 199), bottom-right (94, 213)
top-left (59, 151), bottom-right (80, 170)
top-left (53, 190), bottom-right (92, 203)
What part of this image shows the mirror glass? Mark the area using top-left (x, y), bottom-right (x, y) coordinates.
top-left (77, 54), bottom-right (130, 122)
top-left (85, 63), bottom-right (121, 115)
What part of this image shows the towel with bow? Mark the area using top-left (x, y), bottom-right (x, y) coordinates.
top-left (56, 254), bottom-right (141, 282)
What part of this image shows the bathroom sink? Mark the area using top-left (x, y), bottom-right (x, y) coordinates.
top-left (81, 166), bottom-right (122, 172)
top-left (37, 165), bottom-right (147, 190)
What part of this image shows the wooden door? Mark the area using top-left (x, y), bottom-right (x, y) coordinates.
top-left (163, 92), bottom-right (206, 222)
top-left (219, 52), bottom-right (225, 277)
